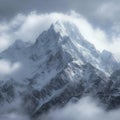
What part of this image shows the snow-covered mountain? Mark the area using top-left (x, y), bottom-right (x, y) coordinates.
top-left (0, 21), bottom-right (120, 119)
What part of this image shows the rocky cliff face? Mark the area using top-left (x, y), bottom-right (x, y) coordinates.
top-left (0, 21), bottom-right (120, 119)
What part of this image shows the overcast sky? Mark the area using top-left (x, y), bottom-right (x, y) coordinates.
top-left (0, 0), bottom-right (120, 25)
top-left (0, 0), bottom-right (120, 36)
top-left (0, 0), bottom-right (120, 57)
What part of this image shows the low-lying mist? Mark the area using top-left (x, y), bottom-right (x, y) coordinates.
top-left (40, 96), bottom-right (120, 120)
top-left (1, 96), bottom-right (120, 120)
top-left (0, 98), bottom-right (30, 120)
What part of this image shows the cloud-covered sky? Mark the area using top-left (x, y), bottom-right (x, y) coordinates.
top-left (0, 0), bottom-right (120, 26)
top-left (0, 0), bottom-right (105, 20)
top-left (0, 11), bottom-right (120, 56)
top-left (0, 0), bottom-right (120, 57)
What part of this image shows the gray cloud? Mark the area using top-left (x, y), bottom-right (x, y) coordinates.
top-left (41, 96), bottom-right (120, 120)
top-left (0, 1), bottom-right (120, 57)
top-left (0, 97), bottom-right (30, 120)
top-left (0, 0), bottom-right (102, 18)
top-left (0, 0), bottom-right (116, 20)
top-left (0, 0), bottom-right (120, 31)
top-left (0, 12), bottom-right (120, 57)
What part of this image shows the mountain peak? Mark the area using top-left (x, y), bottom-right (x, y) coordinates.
top-left (51, 21), bottom-right (69, 37)
top-left (0, 20), bottom-right (120, 119)
top-left (51, 21), bottom-right (83, 39)
top-left (1, 21), bottom-right (119, 77)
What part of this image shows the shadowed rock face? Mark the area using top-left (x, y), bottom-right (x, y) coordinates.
top-left (21, 64), bottom-right (106, 119)
top-left (0, 22), bottom-right (120, 119)
top-left (0, 80), bottom-right (15, 104)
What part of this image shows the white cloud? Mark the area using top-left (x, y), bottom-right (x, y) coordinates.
top-left (0, 11), bottom-right (120, 56)
top-left (0, 39), bottom-right (10, 52)
top-left (42, 96), bottom-right (120, 120)
top-left (0, 59), bottom-right (21, 75)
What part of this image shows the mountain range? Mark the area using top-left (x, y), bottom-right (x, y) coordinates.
top-left (0, 21), bottom-right (120, 119)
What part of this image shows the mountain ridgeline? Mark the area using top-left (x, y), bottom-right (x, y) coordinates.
top-left (0, 21), bottom-right (120, 119)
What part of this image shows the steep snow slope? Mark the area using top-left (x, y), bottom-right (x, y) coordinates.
top-left (0, 21), bottom-right (120, 119)
top-left (0, 21), bottom-right (119, 80)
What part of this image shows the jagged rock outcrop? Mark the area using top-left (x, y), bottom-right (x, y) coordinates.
top-left (0, 21), bottom-right (120, 119)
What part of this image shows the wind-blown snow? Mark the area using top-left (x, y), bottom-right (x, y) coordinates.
top-left (0, 11), bottom-right (120, 58)
top-left (0, 19), bottom-right (120, 120)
